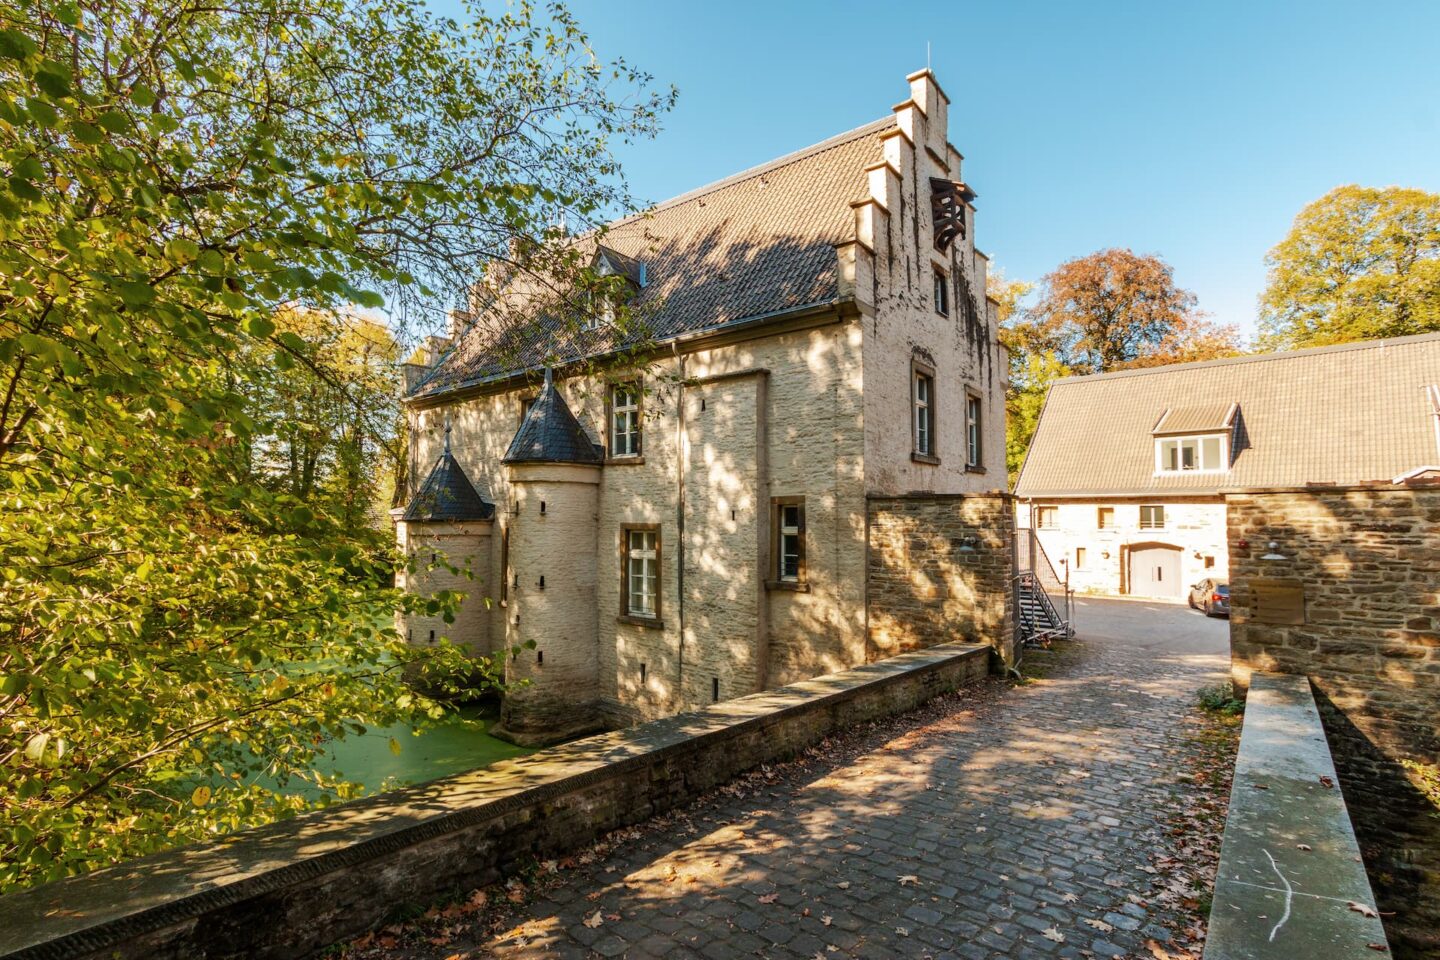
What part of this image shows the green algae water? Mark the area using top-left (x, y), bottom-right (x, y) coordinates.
top-left (285, 704), bottom-right (532, 798)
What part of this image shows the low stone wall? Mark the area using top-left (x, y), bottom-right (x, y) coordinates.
top-left (1226, 485), bottom-right (1440, 957)
top-left (0, 643), bottom-right (991, 960)
top-left (1205, 673), bottom-right (1387, 959)
top-left (866, 493), bottom-right (1015, 665)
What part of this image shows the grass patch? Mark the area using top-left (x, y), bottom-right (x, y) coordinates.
top-left (1197, 681), bottom-right (1245, 716)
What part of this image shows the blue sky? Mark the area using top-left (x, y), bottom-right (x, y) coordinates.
top-left (440, 1), bottom-right (1440, 341)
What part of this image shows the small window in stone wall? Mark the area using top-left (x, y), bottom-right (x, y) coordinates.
top-left (933, 269), bottom-right (949, 317)
top-left (1036, 506), bottom-right (1058, 529)
top-left (1140, 504), bottom-right (1166, 529)
top-left (1097, 507), bottom-right (1114, 529)
top-left (1075, 547), bottom-right (1087, 570)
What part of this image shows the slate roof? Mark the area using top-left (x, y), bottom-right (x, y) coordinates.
top-left (502, 372), bottom-right (604, 465)
top-left (1014, 332), bottom-right (1440, 498)
top-left (403, 448), bottom-right (495, 522)
top-left (409, 116), bottom-right (895, 400)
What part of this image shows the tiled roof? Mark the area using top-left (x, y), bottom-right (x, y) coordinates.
top-left (1014, 332), bottom-right (1440, 498)
top-left (1152, 401), bottom-right (1237, 435)
top-left (409, 117), bottom-right (895, 400)
top-left (502, 372), bottom-right (603, 465)
top-left (403, 448), bottom-right (495, 522)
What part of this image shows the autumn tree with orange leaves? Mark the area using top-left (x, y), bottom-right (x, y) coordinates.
top-left (1024, 248), bottom-right (1241, 375)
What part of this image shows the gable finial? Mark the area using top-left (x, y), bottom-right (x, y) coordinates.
top-left (544, 366), bottom-right (554, 388)
top-left (443, 413), bottom-right (452, 454)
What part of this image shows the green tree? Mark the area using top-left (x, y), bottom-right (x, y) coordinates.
top-left (1259, 185), bottom-right (1440, 350)
top-left (0, 0), bottom-right (670, 890)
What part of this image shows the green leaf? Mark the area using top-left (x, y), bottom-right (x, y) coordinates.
top-left (0, 29), bottom-right (37, 60)
top-left (245, 316), bottom-right (275, 338)
top-left (117, 282), bottom-right (155, 308)
top-left (387, 737), bottom-right (402, 756)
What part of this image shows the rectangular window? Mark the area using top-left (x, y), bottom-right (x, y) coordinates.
top-left (772, 497), bottom-right (806, 583)
top-left (609, 382), bottom-right (641, 458)
top-left (1156, 434), bottom-right (1227, 473)
top-left (519, 395), bottom-right (536, 425)
top-left (621, 526), bottom-right (660, 619)
top-left (1036, 506), bottom-right (1058, 529)
top-left (933, 269), bottom-right (949, 316)
top-left (500, 526), bottom-right (510, 604)
top-left (1139, 505), bottom-right (1166, 530)
top-left (965, 393), bottom-right (982, 468)
top-left (1075, 547), bottom-right (1087, 570)
top-left (913, 362), bottom-right (936, 460)
top-left (1097, 507), bottom-right (1114, 529)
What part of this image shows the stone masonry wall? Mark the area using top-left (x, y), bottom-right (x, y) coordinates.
top-left (1226, 485), bottom-right (1440, 957)
top-left (866, 493), bottom-right (1015, 666)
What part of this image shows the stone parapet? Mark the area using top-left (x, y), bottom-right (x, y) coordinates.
top-left (0, 644), bottom-right (989, 960)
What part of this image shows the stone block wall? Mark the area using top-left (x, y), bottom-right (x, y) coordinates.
top-left (866, 493), bottom-right (1015, 665)
top-left (1226, 485), bottom-right (1440, 957)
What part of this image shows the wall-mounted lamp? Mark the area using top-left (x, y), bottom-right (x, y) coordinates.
top-left (1101, 550), bottom-right (1110, 560)
top-left (1260, 541), bottom-right (1288, 561)
top-left (957, 534), bottom-right (978, 553)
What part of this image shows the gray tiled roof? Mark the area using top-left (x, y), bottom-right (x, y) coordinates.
top-left (502, 373), bottom-right (604, 465)
top-left (1014, 332), bottom-right (1440, 498)
top-left (403, 450), bottom-right (495, 522)
top-left (409, 117), bottom-right (895, 400)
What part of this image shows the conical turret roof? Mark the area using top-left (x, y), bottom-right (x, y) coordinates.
top-left (502, 370), bottom-right (603, 465)
top-left (402, 424), bottom-right (495, 522)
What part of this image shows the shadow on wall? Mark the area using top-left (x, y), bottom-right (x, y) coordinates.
top-left (866, 495), bottom-right (1014, 664)
top-left (1226, 486), bottom-right (1440, 959)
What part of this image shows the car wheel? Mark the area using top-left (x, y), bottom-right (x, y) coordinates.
top-left (1188, 595), bottom-right (1196, 610)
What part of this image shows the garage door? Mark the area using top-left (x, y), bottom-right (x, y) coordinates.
top-left (1130, 545), bottom-right (1182, 599)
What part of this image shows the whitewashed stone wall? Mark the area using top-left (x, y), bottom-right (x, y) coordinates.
top-left (1016, 498), bottom-right (1228, 597)
top-left (393, 519), bottom-right (493, 656)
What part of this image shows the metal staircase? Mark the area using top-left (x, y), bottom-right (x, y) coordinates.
top-left (1014, 524), bottom-right (1075, 649)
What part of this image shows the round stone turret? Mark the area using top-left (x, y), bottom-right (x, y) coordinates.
top-left (490, 371), bottom-right (604, 746)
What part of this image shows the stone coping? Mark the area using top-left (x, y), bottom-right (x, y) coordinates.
top-left (1203, 673), bottom-right (1388, 959)
top-left (0, 642), bottom-right (989, 960)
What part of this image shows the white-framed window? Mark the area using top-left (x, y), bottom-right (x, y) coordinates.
top-left (623, 527), bottom-right (659, 618)
top-left (933, 269), bottom-right (949, 316)
top-left (610, 383), bottom-right (641, 457)
top-left (774, 498), bottom-right (805, 583)
top-left (1036, 505), bottom-right (1058, 529)
top-left (1139, 504), bottom-right (1166, 530)
top-left (965, 393), bottom-right (982, 468)
top-left (1097, 506), bottom-right (1115, 529)
top-left (913, 368), bottom-right (934, 458)
top-left (1155, 434), bottom-right (1227, 474)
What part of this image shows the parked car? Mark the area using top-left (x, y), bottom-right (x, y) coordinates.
top-left (1188, 579), bottom-right (1230, 617)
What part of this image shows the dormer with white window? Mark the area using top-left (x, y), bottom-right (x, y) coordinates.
top-left (1151, 402), bottom-right (1237, 475)
top-left (584, 245), bottom-right (647, 331)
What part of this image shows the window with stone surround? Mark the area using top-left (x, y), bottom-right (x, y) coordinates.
top-left (933, 268), bottom-right (949, 317)
top-left (1140, 504), bottom-right (1166, 529)
top-left (1075, 547), bottom-right (1087, 569)
top-left (912, 359), bottom-right (937, 463)
top-left (609, 382), bottom-right (641, 458)
top-left (1097, 506), bottom-right (1115, 529)
top-left (620, 525), bottom-right (660, 621)
top-left (1036, 505), bottom-right (1058, 529)
top-left (768, 497), bottom-right (807, 590)
top-left (965, 392), bottom-right (982, 469)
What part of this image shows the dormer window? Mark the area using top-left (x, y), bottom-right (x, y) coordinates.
top-left (1151, 402), bottom-right (1236, 475)
top-left (1155, 435), bottom-right (1227, 474)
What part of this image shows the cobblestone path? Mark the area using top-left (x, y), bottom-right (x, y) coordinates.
top-left (346, 605), bottom-right (1231, 960)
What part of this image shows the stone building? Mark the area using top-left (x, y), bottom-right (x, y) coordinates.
top-left (395, 70), bottom-right (1012, 745)
top-left (1013, 332), bottom-right (1440, 600)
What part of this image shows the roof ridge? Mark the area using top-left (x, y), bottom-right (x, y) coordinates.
top-left (611, 115), bottom-right (895, 228)
top-left (1052, 331), bottom-right (1440, 387)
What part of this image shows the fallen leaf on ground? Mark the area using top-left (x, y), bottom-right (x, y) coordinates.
top-left (758, 893), bottom-right (779, 904)
top-left (1367, 943), bottom-right (1388, 952)
top-left (1061, 892), bottom-right (1080, 904)
top-left (1042, 927), bottom-right (1065, 943)
top-left (895, 927), bottom-right (909, 937)
top-left (836, 881), bottom-right (851, 890)
top-left (822, 915), bottom-right (833, 926)
top-left (1348, 901), bottom-right (1378, 918)
top-left (582, 911), bottom-right (603, 929)
top-left (1145, 940), bottom-right (1173, 960)
top-left (1296, 844), bottom-right (1312, 851)
top-left (897, 875), bottom-right (919, 886)
top-left (1084, 918), bottom-right (1114, 932)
